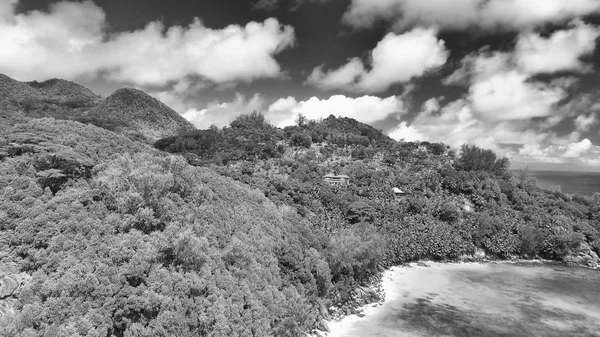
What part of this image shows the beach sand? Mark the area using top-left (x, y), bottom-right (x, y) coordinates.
top-left (326, 262), bottom-right (600, 337)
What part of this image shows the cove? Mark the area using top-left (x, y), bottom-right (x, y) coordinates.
top-left (327, 262), bottom-right (600, 337)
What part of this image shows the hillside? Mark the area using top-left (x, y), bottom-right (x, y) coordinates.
top-left (0, 115), bottom-right (330, 336)
top-left (159, 112), bottom-right (600, 270)
top-left (26, 78), bottom-right (101, 103)
top-left (86, 88), bottom-right (196, 142)
top-left (1, 83), bottom-right (599, 336)
top-left (0, 74), bottom-right (196, 142)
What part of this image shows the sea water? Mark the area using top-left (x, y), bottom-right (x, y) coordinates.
top-left (328, 263), bottom-right (600, 337)
top-left (526, 170), bottom-right (600, 197)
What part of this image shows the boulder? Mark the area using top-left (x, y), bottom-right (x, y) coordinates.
top-left (563, 243), bottom-right (599, 268)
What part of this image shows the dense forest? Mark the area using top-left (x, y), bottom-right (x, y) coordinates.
top-left (1, 81), bottom-right (600, 336)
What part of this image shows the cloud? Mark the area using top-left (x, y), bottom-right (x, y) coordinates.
top-left (469, 70), bottom-right (566, 121)
top-left (0, 1), bottom-right (295, 86)
top-left (252, 0), bottom-right (330, 11)
top-left (0, 0), bottom-right (17, 21)
top-left (445, 50), bottom-right (567, 122)
top-left (574, 113), bottom-right (598, 132)
top-left (182, 93), bottom-right (265, 128)
top-left (516, 139), bottom-right (600, 166)
top-left (515, 21), bottom-right (600, 75)
top-left (306, 28), bottom-right (448, 93)
top-left (267, 94), bottom-right (405, 127)
top-left (387, 122), bottom-right (423, 142)
top-left (342, 0), bottom-right (600, 31)
top-left (306, 58), bottom-right (365, 91)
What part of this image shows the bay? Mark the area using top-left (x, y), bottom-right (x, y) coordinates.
top-left (327, 263), bottom-right (600, 337)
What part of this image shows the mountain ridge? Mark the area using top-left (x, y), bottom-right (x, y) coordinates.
top-left (0, 74), bottom-right (196, 142)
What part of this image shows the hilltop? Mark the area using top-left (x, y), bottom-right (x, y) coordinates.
top-left (86, 88), bottom-right (196, 141)
top-left (0, 74), bottom-right (195, 142)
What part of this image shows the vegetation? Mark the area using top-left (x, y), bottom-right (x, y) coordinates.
top-left (1, 77), bottom-right (600, 336)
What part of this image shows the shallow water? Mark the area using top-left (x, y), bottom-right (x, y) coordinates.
top-left (328, 263), bottom-right (600, 337)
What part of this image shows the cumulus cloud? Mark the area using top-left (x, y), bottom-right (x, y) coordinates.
top-left (574, 113), bottom-right (598, 132)
top-left (181, 93), bottom-right (265, 128)
top-left (515, 21), bottom-right (600, 75)
top-left (388, 31), bottom-right (595, 165)
top-left (267, 94), bottom-right (405, 127)
top-left (516, 139), bottom-right (600, 166)
top-left (0, 0), bottom-right (17, 21)
top-left (445, 50), bottom-right (568, 122)
top-left (469, 70), bottom-right (566, 121)
top-left (0, 1), bottom-right (295, 86)
top-left (306, 28), bottom-right (448, 93)
top-left (306, 58), bottom-right (365, 91)
top-left (342, 0), bottom-right (600, 31)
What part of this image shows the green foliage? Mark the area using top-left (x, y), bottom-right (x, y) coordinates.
top-left (3, 100), bottom-right (599, 336)
top-left (328, 223), bottom-right (385, 284)
top-left (155, 112), bottom-right (284, 164)
top-left (456, 144), bottom-right (510, 175)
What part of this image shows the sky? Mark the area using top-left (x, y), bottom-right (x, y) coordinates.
top-left (2, 0), bottom-right (600, 170)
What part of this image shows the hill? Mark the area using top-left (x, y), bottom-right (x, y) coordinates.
top-left (158, 112), bottom-right (600, 271)
top-left (0, 115), bottom-right (329, 336)
top-left (26, 78), bottom-right (101, 103)
top-left (85, 88), bottom-right (196, 142)
top-left (0, 74), bottom-right (196, 142)
top-left (1, 83), bottom-right (599, 336)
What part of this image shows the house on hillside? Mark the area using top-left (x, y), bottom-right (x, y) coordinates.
top-left (393, 187), bottom-right (406, 200)
top-left (323, 173), bottom-right (350, 187)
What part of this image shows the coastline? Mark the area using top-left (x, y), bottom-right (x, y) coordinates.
top-left (313, 258), bottom-right (598, 337)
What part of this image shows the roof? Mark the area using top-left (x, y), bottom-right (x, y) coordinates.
top-left (323, 173), bottom-right (349, 179)
top-left (393, 187), bottom-right (405, 194)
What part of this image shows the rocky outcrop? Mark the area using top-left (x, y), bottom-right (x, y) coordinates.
top-left (0, 273), bottom-right (30, 317)
top-left (563, 243), bottom-right (599, 268)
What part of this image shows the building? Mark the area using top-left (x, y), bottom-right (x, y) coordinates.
top-left (392, 187), bottom-right (406, 199)
top-left (323, 173), bottom-right (350, 187)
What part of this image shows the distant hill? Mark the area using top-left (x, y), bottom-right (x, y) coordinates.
top-left (0, 75), bottom-right (100, 107)
top-left (26, 78), bottom-right (101, 103)
top-left (0, 74), bottom-right (195, 142)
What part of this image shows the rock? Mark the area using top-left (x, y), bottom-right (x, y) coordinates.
top-left (357, 313), bottom-right (365, 318)
top-left (354, 286), bottom-right (379, 306)
top-left (474, 248), bottom-right (486, 259)
top-left (0, 272), bottom-right (31, 317)
top-left (315, 319), bottom-right (330, 333)
top-left (563, 243), bottom-right (599, 268)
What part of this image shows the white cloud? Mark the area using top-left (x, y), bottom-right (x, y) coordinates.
top-left (182, 93), bottom-right (265, 128)
top-left (306, 58), bottom-right (365, 91)
top-left (306, 28), bottom-right (448, 93)
top-left (0, 0), bottom-right (17, 21)
top-left (342, 0), bottom-right (600, 31)
top-left (469, 70), bottom-right (566, 121)
top-left (267, 94), bottom-right (405, 127)
top-left (0, 1), bottom-right (295, 86)
top-left (515, 21), bottom-right (600, 75)
top-left (563, 138), bottom-right (593, 158)
top-left (388, 121), bottom-right (423, 142)
top-left (574, 113), bottom-right (598, 132)
top-left (422, 97), bottom-right (441, 114)
top-left (516, 139), bottom-right (600, 166)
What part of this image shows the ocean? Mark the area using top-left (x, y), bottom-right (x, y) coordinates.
top-left (328, 263), bottom-right (600, 337)
top-left (521, 170), bottom-right (600, 197)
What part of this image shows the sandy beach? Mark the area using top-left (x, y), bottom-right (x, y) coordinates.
top-left (326, 262), bottom-right (600, 337)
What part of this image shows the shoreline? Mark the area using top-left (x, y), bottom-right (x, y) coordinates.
top-left (311, 258), bottom-right (597, 336)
